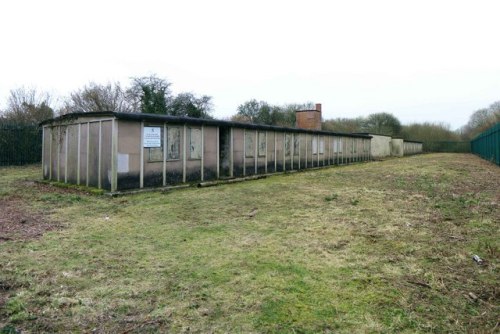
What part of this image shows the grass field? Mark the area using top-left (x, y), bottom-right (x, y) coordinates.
top-left (0, 154), bottom-right (498, 333)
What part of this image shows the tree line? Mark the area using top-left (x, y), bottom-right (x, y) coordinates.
top-left (233, 101), bottom-right (461, 142)
top-left (0, 74), bottom-right (213, 126)
top-left (233, 100), bottom-right (499, 142)
top-left (0, 74), bottom-right (498, 142)
top-left (322, 116), bottom-right (462, 142)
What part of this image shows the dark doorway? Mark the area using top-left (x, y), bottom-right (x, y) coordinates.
top-left (219, 127), bottom-right (231, 177)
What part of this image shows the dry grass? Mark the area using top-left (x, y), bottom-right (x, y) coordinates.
top-left (0, 154), bottom-right (499, 333)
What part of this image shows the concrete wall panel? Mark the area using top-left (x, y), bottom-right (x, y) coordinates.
top-left (370, 134), bottom-right (392, 158)
top-left (117, 121), bottom-right (141, 190)
top-left (275, 132), bottom-right (284, 172)
top-left (42, 127), bottom-right (51, 179)
top-left (79, 123), bottom-right (88, 186)
top-left (244, 129), bottom-right (257, 176)
top-left (142, 123), bottom-right (164, 188)
top-left (100, 121), bottom-right (112, 190)
top-left (166, 126), bottom-right (183, 185)
top-left (233, 128), bottom-right (244, 177)
top-left (58, 126), bottom-right (68, 183)
top-left (66, 124), bottom-right (79, 184)
top-left (87, 123), bottom-right (100, 188)
top-left (203, 126), bottom-right (218, 181)
top-left (284, 133), bottom-right (292, 171)
top-left (50, 127), bottom-right (59, 182)
top-left (300, 133), bottom-right (309, 169)
top-left (266, 131), bottom-right (276, 173)
top-left (403, 141), bottom-right (423, 156)
top-left (391, 138), bottom-right (404, 157)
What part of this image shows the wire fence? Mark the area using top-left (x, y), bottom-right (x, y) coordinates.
top-left (0, 124), bottom-right (42, 166)
top-left (471, 123), bottom-right (500, 166)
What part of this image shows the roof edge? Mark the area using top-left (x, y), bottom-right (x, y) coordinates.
top-left (40, 112), bottom-right (372, 138)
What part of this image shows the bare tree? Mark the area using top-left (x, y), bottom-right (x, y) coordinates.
top-left (61, 82), bottom-right (132, 114)
top-left (1, 87), bottom-right (54, 124)
top-left (461, 101), bottom-right (500, 139)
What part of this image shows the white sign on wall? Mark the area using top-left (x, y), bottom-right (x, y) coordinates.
top-left (117, 153), bottom-right (129, 173)
top-left (144, 127), bottom-right (161, 147)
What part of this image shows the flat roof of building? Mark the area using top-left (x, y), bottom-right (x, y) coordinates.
top-left (41, 112), bottom-right (373, 139)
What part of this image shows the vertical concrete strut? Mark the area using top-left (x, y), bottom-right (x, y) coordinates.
top-left (163, 123), bottom-right (167, 187)
top-left (297, 134), bottom-right (300, 169)
top-left (283, 133), bottom-right (286, 172)
top-left (49, 127), bottom-right (52, 180)
top-left (41, 127), bottom-right (45, 178)
top-left (86, 122), bottom-right (90, 187)
top-left (57, 126), bottom-right (60, 182)
top-left (243, 129), bottom-right (246, 177)
top-left (77, 123), bottom-right (81, 185)
top-left (264, 131), bottom-right (268, 174)
top-left (111, 119), bottom-right (118, 192)
top-left (64, 127), bottom-right (68, 183)
top-left (274, 132), bottom-right (277, 172)
top-left (201, 125), bottom-right (204, 181)
top-left (182, 124), bottom-right (187, 183)
top-left (216, 126), bottom-right (220, 179)
top-left (230, 128), bottom-right (234, 177)
top-left (98, 121), bottom-right (102, 189)
top-left (140, 122), bottom-right (144, 188)
top-left (305, 134), bottom-right (308, 169)
top-left (254, 130), bottom-right (258, 174)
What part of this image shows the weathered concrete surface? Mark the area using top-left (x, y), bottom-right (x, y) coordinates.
top-left (370, 134), bottom-right (393, 159)
top-left (391, 138), bottom-right (404, 157)
top-left (42, 113), bottom-right (374, 192)
top-left (403, 141), bottom-right (423, 155)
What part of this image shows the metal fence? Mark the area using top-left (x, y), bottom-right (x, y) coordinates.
top-left (0, 124), bottom-right (42, 166)
top-left (471, 123), bottom-right (500, 166)
top-left (423, 141), bottom-right (471, 153)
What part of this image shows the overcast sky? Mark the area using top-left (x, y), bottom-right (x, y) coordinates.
top-left (1, 0), bottom-right (499, 129)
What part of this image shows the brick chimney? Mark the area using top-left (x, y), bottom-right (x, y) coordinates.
top-left (296, 103), bottom-right (322, 130)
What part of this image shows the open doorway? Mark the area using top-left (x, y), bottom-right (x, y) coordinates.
top-left (219, 127), bottom-right (231, 178)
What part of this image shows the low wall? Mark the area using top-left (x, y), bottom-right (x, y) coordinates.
top-left (391, 138), bottom-right (404, 157)
top-left (370, 134), bottom-right (392, 159)
top-left (356, 133), bottom-right (422, 158)
top-left (403, 141), bottom-right (423, 155)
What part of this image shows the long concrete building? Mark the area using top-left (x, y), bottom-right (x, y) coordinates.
top-left (40, 105), bottom-right (422, 192)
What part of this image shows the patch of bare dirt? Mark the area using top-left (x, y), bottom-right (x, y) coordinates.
top-left (0, 180), bottom-right (93, 243)
top-left (0, 197), bottom-right (61, 243)
top-left (28, 180), bottom-right (94, 195)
